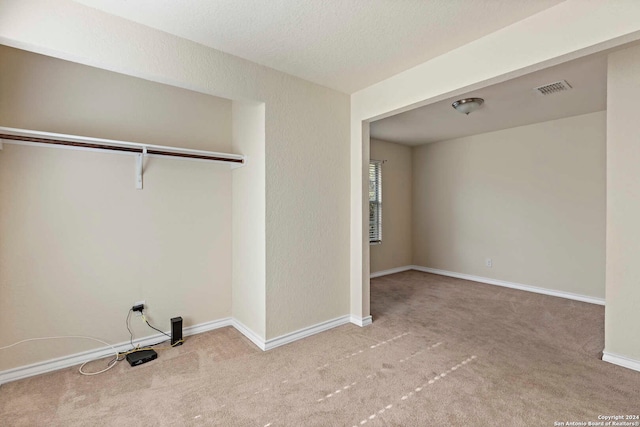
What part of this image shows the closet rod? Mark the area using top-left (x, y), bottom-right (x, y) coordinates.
top-left (0, 133), bottom-right (244, 164)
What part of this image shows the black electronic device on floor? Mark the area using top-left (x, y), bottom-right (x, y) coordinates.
top-left (126, 349), bottom-right (157, 366)
top-left (171, 316), bottom-right (183, 346)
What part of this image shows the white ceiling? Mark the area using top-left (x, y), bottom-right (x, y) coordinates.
top-left (370, 53), bottom-right (607, 145)
top-left (72, 0), bottom-right (564, 94)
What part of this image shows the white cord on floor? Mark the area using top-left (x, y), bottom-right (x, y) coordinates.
top-left (0, 335), bottom-right (120, 376)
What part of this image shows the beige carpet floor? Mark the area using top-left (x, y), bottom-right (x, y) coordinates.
top-left (1, 271), bottom-right (639, 426)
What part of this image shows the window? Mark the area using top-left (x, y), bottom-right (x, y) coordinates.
top-left (369, 160), bottom-right (382, 244)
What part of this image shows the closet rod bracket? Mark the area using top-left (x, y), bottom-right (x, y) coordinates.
top-left (136, 146), bottom-right (147, 190)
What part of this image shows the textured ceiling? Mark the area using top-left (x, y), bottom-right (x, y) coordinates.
top-left (72, 0), bottom-right (564, 93)
top-left (370, 53), bottom-right (607, 145)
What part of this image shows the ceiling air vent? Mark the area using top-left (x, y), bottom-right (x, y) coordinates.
top-left (534, 80), bottom-right (572, 95)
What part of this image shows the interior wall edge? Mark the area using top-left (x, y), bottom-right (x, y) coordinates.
top-left (231, 318), bottom-right (267, 351)
top-left (349, 315), bottom-right (373, 327)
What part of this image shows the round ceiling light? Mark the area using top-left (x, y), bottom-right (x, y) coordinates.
top-left (452, 97), bottom-right (484, 115)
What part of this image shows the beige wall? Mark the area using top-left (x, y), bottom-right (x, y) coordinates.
top-left (351, 0), bottom-right (640, 322)
top-left (369, 139), bottom-right (412, 273)
top-left (0, 46), bottom-right (231, 151)
top-left (264, 86), bottom-right (350, 338)
top-left (5, 0), bottom-right (639, 372)
top-left (232, 101), bottom-right (266, 339)
top-left (0, 46), bottom-right (233, 369)
top-left (412, 112), bottom-right (606, 299)
top-left (606, 44), bottom-right (640, 361)
top-left (0, 0), bottom-right (350, 360)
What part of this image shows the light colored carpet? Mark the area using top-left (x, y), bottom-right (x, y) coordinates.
top-left (1, 271), bottom-right (638, 426)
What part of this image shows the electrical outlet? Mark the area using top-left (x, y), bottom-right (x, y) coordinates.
top-left (132, 300), bottom-right (145, 316)
top-left (485, 258), bottom-right (492, 268)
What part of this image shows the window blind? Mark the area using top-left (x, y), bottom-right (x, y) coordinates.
top-left (369, 160), bottom-right (382, 243)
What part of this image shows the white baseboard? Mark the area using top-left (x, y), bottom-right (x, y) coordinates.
top-left (185, 317), bottom-right (234, 336)
top-left (5, 263), bottom-right (602, 385)
top-left (411, 265), bottom-right (605, 306)
top-left (350, 315), bottom-right (373, 327)
top-left (231, 319), bottom-right (266, 351)
top-left (603, 350), bottom-right (640, 372)
top-left (370, 265), bottom-right (413, 278)
top-left (264, 315), bottom-right (351, 351)
top-left (0, 317), bottom-right (233, 385)
top-left (0, 314), bottom-right (364, 384)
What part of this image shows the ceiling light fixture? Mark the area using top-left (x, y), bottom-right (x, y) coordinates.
top-left (452, 97), bottom-right (484, 115)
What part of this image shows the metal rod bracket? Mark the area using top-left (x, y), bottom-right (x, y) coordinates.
top-left (135, 147), bottom-right (147, 190)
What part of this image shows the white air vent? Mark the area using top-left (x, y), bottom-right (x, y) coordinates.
top-left (534, 80), bottom-right (572, 95)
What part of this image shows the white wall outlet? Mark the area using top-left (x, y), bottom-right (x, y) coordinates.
top-left (485, 258), bottom-right (492, 268)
